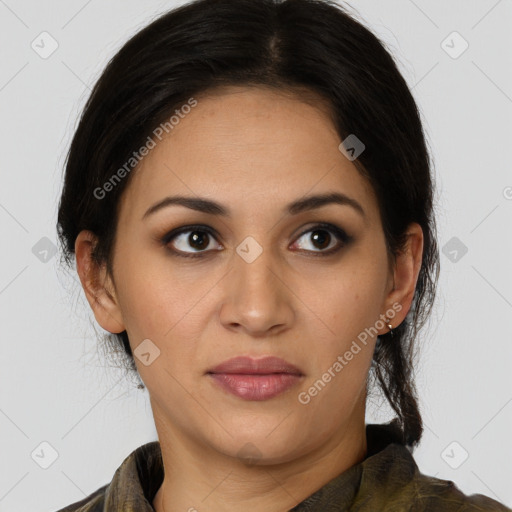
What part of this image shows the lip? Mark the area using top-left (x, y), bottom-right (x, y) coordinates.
top-left (208, 356), bottom-right (304, 375)
top-left (207, 356), bottom-right (304, 401)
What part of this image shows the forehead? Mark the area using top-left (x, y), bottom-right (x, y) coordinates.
top-left (118, 85), bottom-right (378, 224)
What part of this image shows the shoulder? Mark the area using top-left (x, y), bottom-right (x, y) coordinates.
top-left (409, 471), bottom-right (511, 511)
top-left (53, 440), bottom-right (162, 512)
top-left (54, 483), bottom-right (107, 512)
top-left (378, 444), bottom-right (511, 511)
top-left (410, 474), bottom-right (512, 511)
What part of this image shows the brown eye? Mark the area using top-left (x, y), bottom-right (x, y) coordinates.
top-left (162, 226), bottom-right (222, 257)
top-left (182, 230), bottom-right (211, 251)
top-left (161, 222), bottom-right (352, 259)
top-left (291, 223), bottom-right (352, 255)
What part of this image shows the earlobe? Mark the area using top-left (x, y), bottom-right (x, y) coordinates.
top-left (74, 230), bottom-right (126, 334)
top-left (383, 222), bottom-right (424, 330)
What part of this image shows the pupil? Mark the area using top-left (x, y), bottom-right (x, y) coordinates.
top-left (311, 230), bottom-right (330, 249)
top-left (190, 231), bottom-right (208, 250)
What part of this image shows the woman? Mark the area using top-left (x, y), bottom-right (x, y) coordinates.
top-left (54, 0), bottom-right (511, 510)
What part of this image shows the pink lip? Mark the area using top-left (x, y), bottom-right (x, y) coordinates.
top-left (207, 356), bottom-right (304, 401)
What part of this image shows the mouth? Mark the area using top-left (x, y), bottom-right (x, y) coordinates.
top-left (206, 356), bottom-right (304, 401)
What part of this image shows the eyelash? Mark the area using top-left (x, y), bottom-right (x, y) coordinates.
top-left (159, 223), bottom-right (353, 259)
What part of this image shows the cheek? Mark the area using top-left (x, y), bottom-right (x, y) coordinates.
top-left (298, 254), bottom-right (387, 383)
top-left (315, 264), bottom-right (386, 338)
top-left (113, 250), bottom-right (194, 336)
top-left (113, 258), bottom-right (215, 380)
top-left (297, 274), bottom-right (381, 414)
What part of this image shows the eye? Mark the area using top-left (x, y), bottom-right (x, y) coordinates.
top-left (160, 222), bottom-right (352, 259)
top-left (290, 223), bottom-right (352, 256)
top-left (162, 225), bottom-right (222, 258)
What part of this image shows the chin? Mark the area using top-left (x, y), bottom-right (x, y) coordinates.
top-left (207, 427), bottom-right (307, 466)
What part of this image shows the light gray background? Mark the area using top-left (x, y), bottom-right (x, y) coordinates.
top-left (0, 1), bottom-right (511, 511)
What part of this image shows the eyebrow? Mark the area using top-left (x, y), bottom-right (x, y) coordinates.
top-left (142, 192), bottom-right (366, 220)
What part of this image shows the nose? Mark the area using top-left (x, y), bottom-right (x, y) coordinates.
top-left (219, 241), bottom-right (295, 337)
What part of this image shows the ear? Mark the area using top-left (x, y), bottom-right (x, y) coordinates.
top-left (379, 222), bottom-right (424, 333)
top-left (74, 230), bottom-right (125, 334)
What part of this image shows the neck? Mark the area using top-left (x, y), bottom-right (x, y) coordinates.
top-left (152, 403), bottom-right (368, 512)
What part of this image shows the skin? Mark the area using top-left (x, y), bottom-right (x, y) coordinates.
top-left (75, 85), bottom-right (423, 512)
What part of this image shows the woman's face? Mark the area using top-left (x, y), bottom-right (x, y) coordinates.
top-left (78, 85), bottom-right (420, 465)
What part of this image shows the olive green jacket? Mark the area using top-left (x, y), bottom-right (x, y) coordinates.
top-left (55, 421), bottom-right (511, 511)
